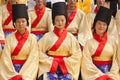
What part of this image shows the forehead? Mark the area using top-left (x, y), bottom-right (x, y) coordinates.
top-left (55, 15), bottom-right (66, 19)
top-left (15, 18), bottom-right (26, 21)
top-left (96, 20), bottom-right (107, 24)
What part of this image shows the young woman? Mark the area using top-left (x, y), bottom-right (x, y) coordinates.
top-left (66, 0), bottom-right (92, 50)
top-left (29, 0), bottom-right (53, 41)
top-left (38, 2), bottom-right (82, 80)
top-left (81, 6), bottom-right (120, 80)
top-left (0, 4), bottom-right (39, 80)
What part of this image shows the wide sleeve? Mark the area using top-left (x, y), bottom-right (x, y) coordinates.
top-left (64, 34), bottom-right (82, 80)
top-left (0, 36), bottom-right (18, 80)
top-left (47, 9), bottom-right (54, 31)
top-left (0, 7), bottom-right (5, 44)
top-left (19, 35), bottom-right (39, 80)
top-left (106, 39), bottom-right (120, 80)
top-left (117, 38), bottom-right (120, 77)
top-left (37, 33), bottom-right (53, 77)
top-left (78, 13), bottom-right (92, 47)
top-left (115, 10), bottom-right (120, 42)
top-left (81, 41), bottom-right (104, 80)
top-left (107, 17), bottom-right (119, 45)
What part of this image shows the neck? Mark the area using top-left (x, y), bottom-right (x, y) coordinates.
top-left (18, 29), bottom-right (26, 35)
top-left (67, 6), bottom-right (75, 11)
top-left (96, 33), bottom-right (104, 37)
top-left (37, 5), bottom-right (43, 10)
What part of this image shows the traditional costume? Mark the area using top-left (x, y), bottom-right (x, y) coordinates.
top-left (81, 6), bottom-right (120, 80)
top-left (116, 10), bottom-right (120, 77)
top-left (29, 1), bottom-right (53, 41)
top-left (66, 1), bottom-right (92, 49)
top-left (0, 0), bottom-right (5, 6)
top-left (38, 2), bottom-right (81, 80)
top-left (87, 0), bottom-right (118, 45)
top-left (115, 10), bottom-right (120, 44)
top-left (0, 0), bottom-right (29, 38)
top-left (0, 4), bottom-right (39, 80)
top-left (0, 2), bottom-right (15, 37)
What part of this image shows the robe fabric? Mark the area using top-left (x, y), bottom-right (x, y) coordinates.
top-left (66, 8), bottom-right (92, 47)
top-left (0, 4), bottom-right (31, 38)
top-left (38, 31), bottom-right (82, 80)
top-left (0, 4), bottom-right (16, 37)
top-left (29, 6), bottom-right (54, 41)
top-left (0, 30), bottom-right (39, 80)
top-left (86, 12), bottom-right (119, 45)
top-left (116, 10), bottom-right (120, 79)
top-left (115, 10), bottom-right (120, 43)
top-left (81, 34), bottom-right (120, 80)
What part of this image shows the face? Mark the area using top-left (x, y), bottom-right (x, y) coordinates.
top-left (95, 20), bottom-right (107, 36)
top-left (35, 0), bottom-right (45, 8)
top-left (96, 0), bottom-right (106, 8)
top-left (14, 18), bottom-right (27, 34)
top-left (9, 0), bottom-right (17, 5)
top-left (54, 15), bottom-right (66, 30)
top-left (67, 0), bottom-right (77, 10)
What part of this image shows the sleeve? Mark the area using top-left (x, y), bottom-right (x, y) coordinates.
top-left (19, 35), bottom-right (39, 80)
top-left (0, 7), bottom-right (5, 44)
top-left (107, 17), bottom-right (119, 45)
top-left (47, 9), bottom-right (54, 31)
top-left (81, 41), bottom-right (104, 80)
top-left (64, 35), bottom-right (82, 80)
top-left (115, 10), bottom-right (120, 40)
top-left (78, 13), bottom-right (92, 47)
top-left (37, 34), bottom-right (53, 77)
top-left (27, 10), bottom-right (32, 32)
top-left (106, 40), bottom-right (120, 80)
top-left (0, 36), bottom-right (19, 80)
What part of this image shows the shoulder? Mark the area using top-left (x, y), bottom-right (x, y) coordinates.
top-left (86, 12), bottom-right (96, 17)
top-left (29, 33), bottom-right (37, 40)
top-left (28, 8), bottom-right (34, 12)
top-left (5, 32), bottom-right (15, 40)
top-left (46, 7), bottom-right (51, 11)
top-left (77, 9), bottom-right (85, 15)
top-left (0, 4), bottom-right (6, 11)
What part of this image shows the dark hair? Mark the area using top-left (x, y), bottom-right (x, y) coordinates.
top-left (52, 2), bottom-right (68, 25)
top-left (13, 18), bottom-right (29, 28)
top-left (92, 21), bottom-right (108, 33)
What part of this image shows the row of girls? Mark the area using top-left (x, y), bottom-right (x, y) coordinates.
top-left (0, 0), bottom-right (120, 80)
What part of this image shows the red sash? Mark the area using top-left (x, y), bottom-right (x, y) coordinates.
top-left (3, 3), bottom-right (12, 25)
top-left (31, 5), bottom-right (45, 28)
top-left (49, 55), bottom-right (68, 74)
top-left (95, 75), bottom-right (114, 80)
top-left (9, 75), bottom-right (23, 80)
top-left (94, 6), bottom-right (99, 14)
top-left (49, 27), bottom-right (68, 74)
top-left (12, 30), bottom-right (29, 56)
top-left (93, 33), bottom-right (107, 57)
top-left (65, 6), bottom-right (77, 28)
top-left (49, 27), bottom-right (67, 51)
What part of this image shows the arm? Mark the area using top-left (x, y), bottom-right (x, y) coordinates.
top-left (19, 35), bottom-right (39, 80)
top-left (106, 39), bottom-right (120, 80)
top-left (64, 34), bottom-right (82, 80)
top-left (78, 12), bottom-right (92, 47)
top-left (0, 6), bottom-right (5, 44)
top-left (81, 41), bottom-right (104, 80)
top-left (37, 33), bottom-right (53, 78)
top-left (0, 35), bottom-right (18, 80)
